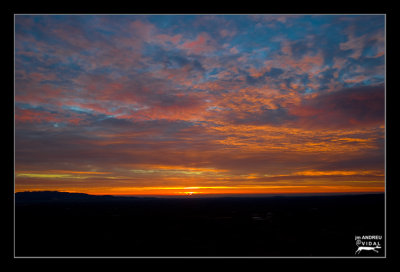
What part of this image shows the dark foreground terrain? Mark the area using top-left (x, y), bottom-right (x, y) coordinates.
top-left (15, 192), bottom-right (385, 257)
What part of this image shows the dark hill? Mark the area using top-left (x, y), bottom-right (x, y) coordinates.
top-left (15, 191), bottom-right (119, 203)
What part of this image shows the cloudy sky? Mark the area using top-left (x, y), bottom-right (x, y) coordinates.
top-left (15, 15), bottom-right (385, 196)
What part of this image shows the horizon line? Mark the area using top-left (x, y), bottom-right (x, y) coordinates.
top-left (14, 190), bottom-right (385, 198)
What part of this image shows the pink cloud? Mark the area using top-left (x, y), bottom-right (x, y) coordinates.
top-left (129, 20), bottom-right (157, 40)
top-left (180, 33), bottom-right (216, 54)
top-left (340, 28), bottom-right (384, 59)
top-left (154, 34), bottom-right (183, 46)
top-left (220, 29), bottom-right (236, 38)
top-left (15, 108), bottom-right (86, 125)
top-left (229, 47), bottom-right (239, 54)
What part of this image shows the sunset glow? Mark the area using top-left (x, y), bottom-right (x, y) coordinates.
top-left (15, 15), bottom-right (385, 196)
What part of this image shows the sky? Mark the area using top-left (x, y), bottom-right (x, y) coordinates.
top-left (14, 14), bottom-right (385, 196)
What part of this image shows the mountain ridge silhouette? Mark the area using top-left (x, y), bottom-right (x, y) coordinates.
top-left (15, 191), bottom-right (124, 202)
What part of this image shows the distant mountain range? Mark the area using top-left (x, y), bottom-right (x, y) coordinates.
top-left (15, 190), bottom-right (384, 203)
top-left (15, 191), bottom-right (123, 203)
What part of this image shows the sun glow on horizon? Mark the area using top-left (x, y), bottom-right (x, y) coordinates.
top-left (15, 183), bottom-right (385, 197)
